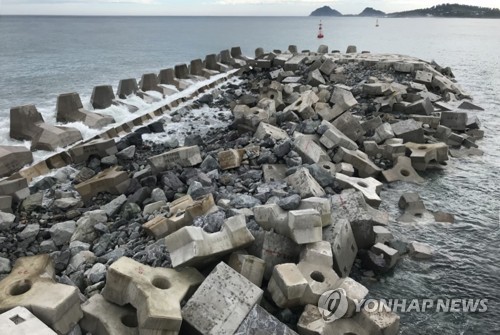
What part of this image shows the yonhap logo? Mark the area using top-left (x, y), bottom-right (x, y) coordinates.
top-left (318, 288), bottom-right (349, 322)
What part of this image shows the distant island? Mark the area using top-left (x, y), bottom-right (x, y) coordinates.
top-left (309, 4), bottom-right (500, 18)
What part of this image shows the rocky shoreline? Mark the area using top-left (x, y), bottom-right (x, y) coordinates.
top-left (0, 45), bottom-right (484, 334)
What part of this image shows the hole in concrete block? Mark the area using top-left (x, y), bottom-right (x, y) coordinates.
top-left (357, 181), bottom-right (368, 188)
top-left (152, 277), bottom-right (171, 290)
top-left (418, 146), bottom-right (427, 150)
top-left (121, 314), bottom-right (138, 328)
top-left (310, 271), bottom-right (325, 283)
top-left (9, 280), bottom-right (32, 296)
top-left (414, 213), bottom-right (423, 218)
top-left (351, 244), bottom-right (356, 252)
top-left (323, 165), bottom-right (331, 170)
top-left (343, 333), bottom-right (359, 335)
top-left (253, 110), bottom-right (260, 115)
top-left (9, 315), bottom-right (25, 325)
top-left (400, 169), bottom-right (410, 177)
top-left (270, 94), bottom-right (275, 99)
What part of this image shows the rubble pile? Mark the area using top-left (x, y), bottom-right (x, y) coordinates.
top-left (0, 45), bottom-right (483, 334)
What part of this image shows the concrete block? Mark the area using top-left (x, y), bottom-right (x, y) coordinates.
top-left (284, 55), bottom-right (307, 71)
top-left (373, 226), bottom-right (393, 244)
top-left (247, 230), bottom-right (300, 280)
top-left (165, 214), bottom-right (254, 267)
top-left (335, 173), bottom-right (382, 208)
top-left (158, 68), bottom-right (177, 86)
top-left (0, 255), bottom-right (82, 334)
top-left (440, 111), bottom-right (468, 131)
top-left (204, 54), bottom-right (219, 71)
top-left (0, 306), bottom-right (57, 335)
top-left (335, 162), bottom-right (354, 176)
top-left (330, 189), bottom-right (388, 250)
top-left (69, 138), bottom-right (117, 163)
top-left (297, 304), bottom-right (368, 335)
top-left (0, 195), bottom-right (12, 213)
top-left (174, 64), bottom-right (189, 79)
top-left (294, 135), bottom-right (329, 164)
top-left (80, 294), bottom-right (138, 335)
top-left (371, 242), bottom-right (400, 269)
top-left (334, 147), bottom-right (381, 178)
top-left (337, 277), bottom-right (369, 317)
top-left (102, 257), bottom-right (204, 334)
top-left (235, 304), bottom-right (298, 335)
top-left (232, 105), bottom-right (271, 132)
top-left (91, 85), bottom-right (115, 109)
top-left (458, 100), bottom-right (484, 111)
top-left (218, 149), bottom-right (244, 170)
top-left (357, 301), bottom-right (400, 335)
top-left (287, 167), bottom-right (325, 198)
top-left (332, 112), bottom-right (365, 142)
top-left (382, 156), bottom-right (425, 184)
top-left (254, 47), bottom-right (265, 58)
top-left (409, 114), bottom-right (441, 129)
top-left (182, 262), bottom-right (263, 335)
top-left (363, 83), bottom-right (391, 96)
top-left (56, 92), bottom-right (114, 128)
top-left (148, 146), bottom-right (202, 173)
top-left (346, 45), bottom-right (357, 53)
top-left (228, 253), bottom-right (265, 287)
top-left (391, 119), bottom-right (424, 143)
top-left (404, 142), bottom-right (449, 171)
top-left (372, 122), bottom-right (394, 144)
top-left (414, 70), bottom-right (433, 85)
top-left (262, 164), bottom-right (287, 182)
top-left (283, 90), bottom-right (319, 120)
top-left (10, 104), bottom-right (83, 151)
top-left (408, 241), bottom-right (433, 259)
top-left (139, 73), bottom-right (161, 93)
top-left (117, 78), bottom-right (138, 98)
top-left (320, 126), bottom-right (358, 151)
top-left (307, 69), bottom-right (326, 87)
top-left (267, 263), bottom-right (308, 308)
top-left (0, 177), bottom-right (29, 203)
top-left (298, 197), bottom-right (331, 227)
top-left (254, 122), bottom-right (289, 141)
top-left (75, 166), bottom-right (130, 202)
top-left (0, 146), bottom-right (33, 178)
top-left (323, 218), bottom-right (358, 278)
top-left (319, 58), bottom-right (336, 75)
top-left (330, 87), bottom-right (358, 112)
top-left (394, 61), bottom-right (414, 73)
top-left (404, 97), bottom-right (434, 115)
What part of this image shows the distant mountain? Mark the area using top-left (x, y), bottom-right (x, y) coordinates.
top-left (310, 6), bottom-right (342, 17)
top-left (389, 4), bottom-right (500, 18)
top-left (358, 7), bottom-right (386, 17)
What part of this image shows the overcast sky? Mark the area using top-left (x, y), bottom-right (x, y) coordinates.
top-left (1, 0), bottom-right (500, 16)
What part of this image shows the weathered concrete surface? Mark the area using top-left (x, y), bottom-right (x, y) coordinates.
top-left (287, 167), bottom-right (325, 198)
top-left (69, 138), bottom-right (117, 163)
top-left (0, 177), bottom-right (29, 204)
top-left (382, 156), bottom-right (425, 184)
top-left (405, 142), bottom-right (449, 171)
top-left (334, 147), bottom-right (382, 178)
top-left (91, 85), bottom-right (116, 109)
top-left (56, 92), bottom-right (115, 128)
top-left (165, 214), bottom-right (255, 267)
top-left (148, 146), bottom-right (202, 173)
top-left (267, 263), bottom-right (308, 308)
top-left (101, 257), bottom-right (204, 334)
top-left (0, 146), bottom-right (33, 178)
top-left (218, 148), bottom-right (244, 170)
top-left (391, 119), bottom-right (424, 143)
top-left (117, 78), bottom-right (138, 98)
top-left (0, 306), bottom-right (57, 335)
top-left (182, 262), bottom-right (263, 335)
top-left (81, 294), bottom-right (138, 335)
top-left (75, 166), bottom-right (130, 202)
top-left (323, 217), bottom-right (358, 278)
top-left (335, 173), bottom-right (382, 208)
top-left (0, 255), bottom-right (82, 334)
top-left (228, 252), bottom-right (266, 287)
top-left (234, 304), bottom-right (298, 335)
top-left (10, 104), bottom-right (83, 151)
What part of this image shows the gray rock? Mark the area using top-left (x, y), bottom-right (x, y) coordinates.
top-left (0, 212), bottom-right (16, 231)
top-left (51, 249), bottom-right (71, 273)
top-left (21, 192), bottom-right (43, 212)
top-left (39, 240), bottom-right (57, 253)
top-left (277, 194), bottom-right (301, 210)
top-left (67, 250), bottom-right (96, 274)
top-left (121, 202), bottom-right (142, 220)
top-left (165, 138), bottom-right (179, 148)
top-left (18, 224), bottom-right (40, 242)
top-left (32, 177), bottom-right (57, 192)
top-left (200, 155), bottom-right (220, 172)
top-left (193, 210), bottom-right (226, 233)
top-left (50, 220), bottom-right (76, 246)
top-left (101, 155), bottom-right (118, 166)
top-left (69, 240), bottom-right (91, 256)
top-left (71, 210), bottom-right (107, 244)
top-left (99, 247), bottom-right (126, 264)
top-left (285, 151), bottom-right (302, 167)
top-left (86, 262), bottom-right (107, 284)
top-left (151, 188), bottom-right (167, 202)
top-left (274, 139), bottom-right (292, 158)
top-left (54, 197), bottom-right (83, 210)
top-left (306, 164), bottom-right (336, 187)
top-left (230, 194), bottom-right (262, 209)
top-left (187, 181), bottom-right (203, 196)
top-left (101, 194), bottom-right (127, 217)
top-left (116, 145), bottom-right (136, 160)
top-left (0, 257), bottom-right (11, 274)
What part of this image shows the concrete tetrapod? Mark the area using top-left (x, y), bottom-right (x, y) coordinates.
top-left (101, 257), bottom-right (204, 334)
top-left (10, 104), bottom-right (83, 151)
top-left (335, 173), bottom-right (383, 208)
top-left (165, 214), bottom-right (255, 268)
top-left (404, 142), bottom-right (449, 171)
top-left (333, 147), bottom-right (382, 178)
top-left (182, 262), bottom-right (263, 335)
top-left (0, 255), bottom-right (83, 334)
top-left (0, 146), bottom-right (34, 178)
top-left (382, 156), bottom-right (425, 184)
top-left (56, 92), bottom-right (115, 129)
top-left (81, 294), bottom-right (139, 335)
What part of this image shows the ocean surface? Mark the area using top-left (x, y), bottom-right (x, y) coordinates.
top-left (1, 16), bottom-right (500, 334)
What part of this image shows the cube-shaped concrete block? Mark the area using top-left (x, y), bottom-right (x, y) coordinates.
top-left (228, 253), bottom-right (266, 288)
top-left (323, 218), bottom-right (358, 278)
top-left (337, 277), bottom-right (369, 317)
top-left (165, 214), bottom-right (255, 267)
top-left (298, 197), bottom-right (331, 227)
top-left (235, 304), bottom-right (298, 335)
top-left (0, 255), bottom-right (82, 334)
top-left (287, 167), bottom-right (325, 198)
top-left (182, 262), bottom-right (263, 335)
top-left (408, 241), bottom-right (433, 259)
top-left (268, 263), bottom-right (308, 308)
top-left (0, 146), bottom-right (34, 178)
top-left (69, 138), bottom-right (117, 164)
top-left (218, 149), bottom-right (244, 170)
top-left (356, 300), bottom-right (400, 335)
top-left (148, 146), bottom-right (202, 173)
top-left (0, 307), bottom-right (57, 335)
top-left (330, 87), bottom-right (358, 112)
top-left (254, 122), bottom-right (289, 141)
top-left (332, 112), bottom-right (365, 142)
top-left (294, 134), bottom-right (330, 164)
top-left (287, 209), bottom-right (323, 244)
top-left (334, 147), bottom-right (381, 178)
top-left (372, 242), bottom-right (400, 269)
top-left (101, 257), bottom-right (204, 333)
top-left (320, 127), bottom-right (358, 151)
top-left (75, 166), bottom-right (130, 202)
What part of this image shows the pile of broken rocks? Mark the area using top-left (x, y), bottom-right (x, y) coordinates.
top-left (0, 45), bottom-right (484, 335)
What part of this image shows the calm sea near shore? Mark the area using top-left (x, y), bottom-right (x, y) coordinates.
top-left (1, 15), bottom-right (500, 334)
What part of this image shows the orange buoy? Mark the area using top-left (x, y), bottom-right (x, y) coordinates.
top-left (317, 20), bottom-right (324, 39)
